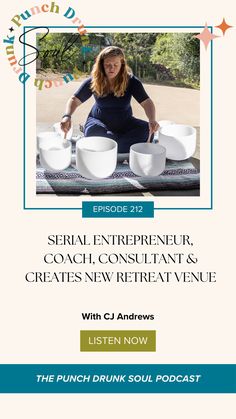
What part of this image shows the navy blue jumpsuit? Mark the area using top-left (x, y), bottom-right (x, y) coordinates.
top-left (74, 75), bottom-right (151, 153)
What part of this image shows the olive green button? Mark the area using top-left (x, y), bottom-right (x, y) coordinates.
top-left (80, 330), bottom-right (156, 352)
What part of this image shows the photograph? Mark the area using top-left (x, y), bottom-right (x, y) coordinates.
top-left (36, 31), bottom-right (200, 196)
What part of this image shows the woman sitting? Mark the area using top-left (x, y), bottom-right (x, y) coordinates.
top-left (61, 46), bottom-right (159, 153)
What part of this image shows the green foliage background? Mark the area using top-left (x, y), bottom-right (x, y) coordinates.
top-left (36, 32), bottom-right (200, 88)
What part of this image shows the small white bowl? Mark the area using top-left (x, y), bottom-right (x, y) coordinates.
top-left (158, 124), bottom-right (196, 160)
top-left (39, 141), bottom-right (72, 171)
top-left (53, 122), bottom-right (73, 140)
top-left (129, 143), bottom-right (166, 177)
top-left (159, 120), bottom-right (175, 127)
top-left (76, 137), bottom-right (117, 179)
top-left (37, 132), bottom-right (63, 154)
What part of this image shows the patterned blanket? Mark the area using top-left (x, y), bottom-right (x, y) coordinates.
top-left (36, 154), bottom-right (200, 195)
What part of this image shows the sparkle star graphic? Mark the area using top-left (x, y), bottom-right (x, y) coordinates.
top-left (194, 23), bottom-right (219, 50)
top-left (215, 18), bottom-right (233, 36)
top-left (9, 27), bottom-right (14, 32)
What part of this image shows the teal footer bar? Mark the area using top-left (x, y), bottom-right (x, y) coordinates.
top-left (0, 364), bottom-right (235, 393)
top-left (82, 201), bottom-right (154, 218)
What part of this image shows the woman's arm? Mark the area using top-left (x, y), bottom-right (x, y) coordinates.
top-left (60, 96), bottom-right (82, 135)
top-left (140, 98), bottom-right (160, 134)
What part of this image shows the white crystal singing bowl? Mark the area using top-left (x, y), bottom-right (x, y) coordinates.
top-left (129, 143), bottom-right (166, 177)
top-left (158, 124), bottom-right (196, 160)
top-left (39, 141), bottom-right (72, 171)
top-left (158, 120), bottom-right (175, 129)
top-left (37, 132), bottom-right (63, 154)
top-left (76, 137), bottom-right (118, 179)
top-left (53, 122), bottom-right (73, 140)
top-left (154, 120), bottom-right (175, 141)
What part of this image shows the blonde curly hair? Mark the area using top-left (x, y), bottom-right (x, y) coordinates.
top-left (91, 46), bottom-right (132, 97)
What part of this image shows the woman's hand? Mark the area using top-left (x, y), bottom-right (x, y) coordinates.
top-left (140, 99), bottom-right (159, 134)
top-left (60, 116), bottom-right (71, 136)
top-left (149, 120), bottom-right (160, 133)
top-left (60, 96), bottom-right (81, 136)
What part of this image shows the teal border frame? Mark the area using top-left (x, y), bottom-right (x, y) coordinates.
top-left (23, 26), bottom-right (213, 212)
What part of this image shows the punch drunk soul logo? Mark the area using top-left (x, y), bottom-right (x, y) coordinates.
top-left (3, 2), bottom-right (89, 87)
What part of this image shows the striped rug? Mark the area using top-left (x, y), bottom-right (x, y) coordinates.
top-left (36, 154), bottom-right (200, 195)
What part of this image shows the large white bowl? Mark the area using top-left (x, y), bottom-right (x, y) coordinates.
top-left (39, 141), bottom-right (72, 171)
top-left (154, 120), bottom-right (175, 141)
top-left (158, 124), bottom-right (196, 160)
top-left (129, 143), bottom-right (166, 177)
top-left (76, 137), bottom-right (117, 179)
top-left (37, 132), bottom-right (63, 154)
